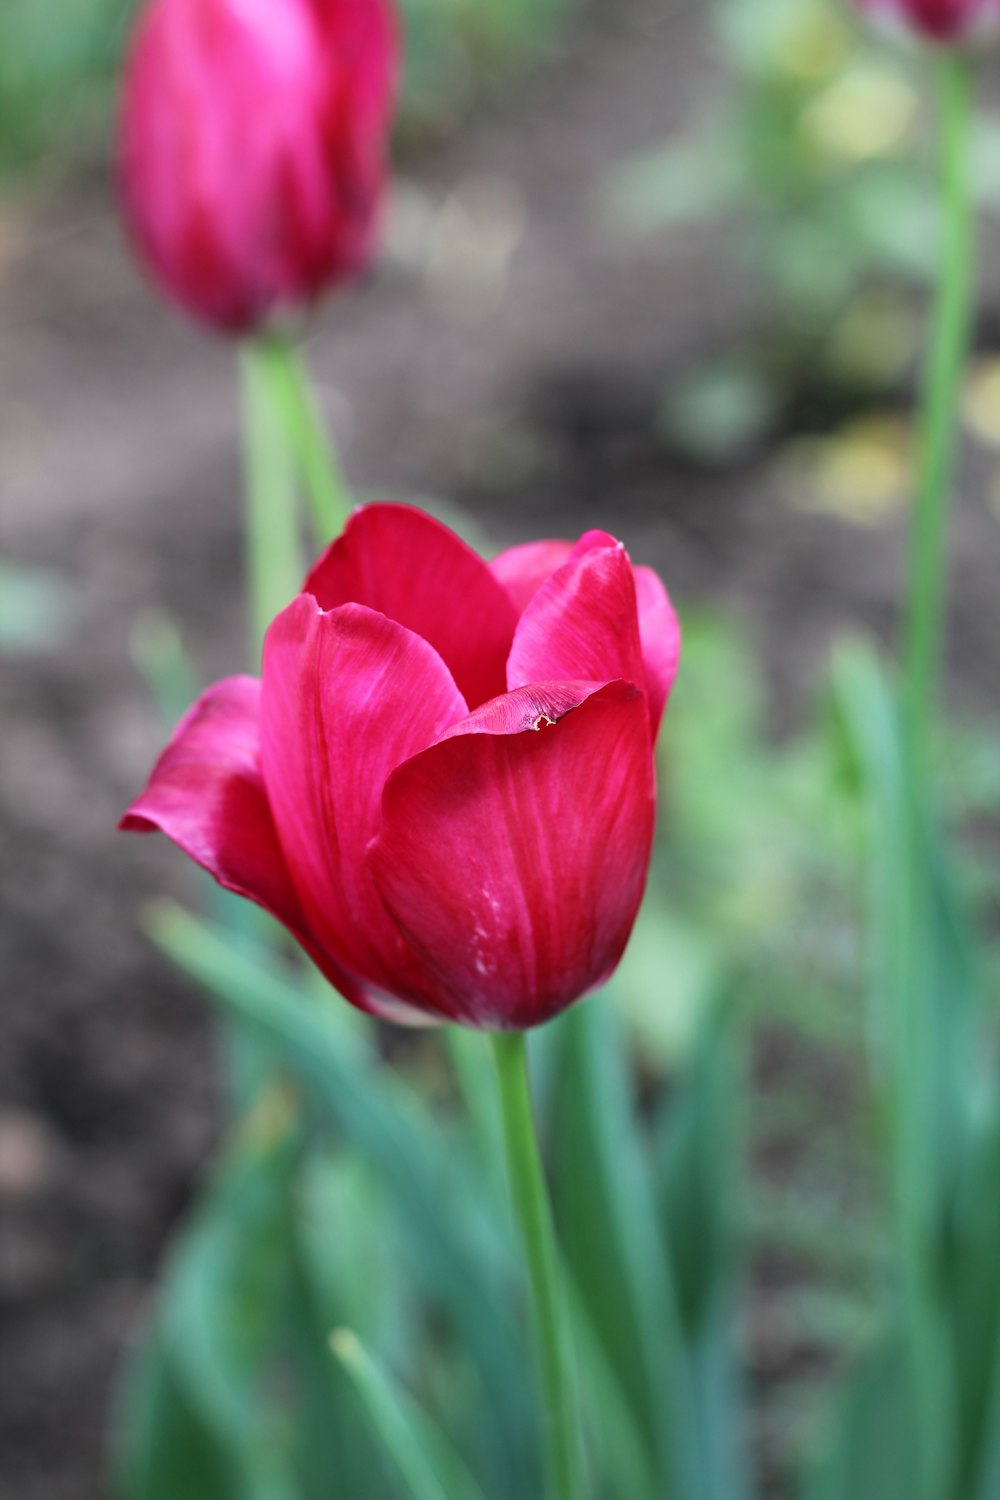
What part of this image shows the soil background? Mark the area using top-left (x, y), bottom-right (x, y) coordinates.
top-left (2, 2), bottom-right (1000, 1498)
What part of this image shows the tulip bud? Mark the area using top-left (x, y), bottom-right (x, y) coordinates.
top-left (856, 0), bottom-right (1000, 43)
top-left (119, 0), bottom-right (398, 333)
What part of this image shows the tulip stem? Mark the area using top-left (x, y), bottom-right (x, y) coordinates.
top-left (902, 52), bottom-right (975, 772)
top-left (490, 1031), bottom-right (584, 1500)
top-left (241, 340), bottom-right (303, 663)
top-left (263, 335), bottom-right (353, 545)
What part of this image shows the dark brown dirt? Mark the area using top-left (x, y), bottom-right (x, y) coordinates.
top-left (2, 1), bottom-right (999, 1497)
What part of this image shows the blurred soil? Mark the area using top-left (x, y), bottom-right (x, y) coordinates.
top-left (2, 1), bottom-right (1000, 1498)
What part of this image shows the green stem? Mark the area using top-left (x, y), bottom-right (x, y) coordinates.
top-left (902, 52), bottom-right (976, 772)
top-left (240, 340), bottom-right (302, 664)
top-left (263, 335), bottom-right (352, 544)
top-left (490, 1032), bottom-right (584, 1500)
top-left (897, 60), bottom-right (975, 1491)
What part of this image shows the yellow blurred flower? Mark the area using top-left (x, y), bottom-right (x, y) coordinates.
top-left (962, 356), bottom-right (1000, 449)
top-left (777, 414), bottom-right (915, 525)
top-left (777, 1), bottom-right (854, 80)
top-left (800, 66), bottom-right (918, 161)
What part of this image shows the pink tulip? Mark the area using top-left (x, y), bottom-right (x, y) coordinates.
top-left (121, 505), bottom-right (681, 1030)
top-left (119, 0), bottom-right (397, 333)
top-left (856, 0), bottom-right (1000, 41)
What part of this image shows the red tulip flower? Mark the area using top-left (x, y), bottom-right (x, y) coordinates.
top-left (856, 0), bottom-right (1000, 41)
top-left (121, 505), bottom-right (680, 1030)
top-left (119, 0), bottom-right (397, 333)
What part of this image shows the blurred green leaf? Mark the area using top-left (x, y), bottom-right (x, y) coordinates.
top-left (949, 1107), bottom-right (1000, 1500)
top-left (659, 997), bottom-right (755, 1500)
top-left (283, 1155), bottom-right (399, 1500)
top-left (0, 0), bottom-right (131, 172)
top-left (801, 1332), bottom-right (921, 1500)
top-left (113, 1124), bottom-right (301, 1500)
top-left (661, 358), bottom-right (780, 463)
top-left (129, 609), bottom-right (201, 728)
top-left (562, 1272), bottom-right (661, 1500)
top-left (148, 903), bottom-right (537, 1497)
top-left (332, 1331), bottom-right (488, 1500)
top-left (837, 168), bottom-right (936, 279)
top-left (0, 559), bottom-right (77, 654)
top-left (830, 641), bottom-right (982, 1235)
top-left (548, 997), bottom-right (697, 1500)
top-left (614, 880), bottom-right (723, 1070)
top-left (660, 998), bottom-right (740, 1339)
top-left (603, 129), bottom-right (742, 234)
top-left (828, 638), bottom-right (989, 1499)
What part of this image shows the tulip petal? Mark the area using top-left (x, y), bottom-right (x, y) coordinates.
top-left (506, 535), bottom-right (646, 699)
top-left (368, 680), bottom-right (655, 1030)
top-left (633, 565), bottom-right (682, 738)
top-left (491, 531), bottom-right (620, 616)
top-left (305, 504), bottom-right (518, 708)
top-left (261, 595), bottom-right (467, 1011)
top-left (502, 532), bottom-right (680, 744)
top-left (119, 676), bottom-right (367, 1006)
top-left (490, 539), bottom-right (573, 613)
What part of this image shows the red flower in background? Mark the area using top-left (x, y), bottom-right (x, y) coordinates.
top-left (119, 0), bottom-right (397, 333)
top-left (121, 506), bottom-right (681, 1030)
top-left (857, 0), bottom-right (1000, 41)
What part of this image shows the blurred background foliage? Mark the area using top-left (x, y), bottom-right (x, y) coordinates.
top-left (608, 0), bottom-right (1000, 474)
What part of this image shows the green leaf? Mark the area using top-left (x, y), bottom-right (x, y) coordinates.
top-left (129, 610), bottom-right (201, 729)
top-left (828, 638), bottom-right (987, 1498)
top-left (830, 641), bottom-right (982, 1232)
top-left (116, 1330), bottom-right (246, 1500)
top-left (801, 1332), bottom-right (921, 1500)
top-left (614, 891), bottom-right (723, 1071)
top-left (149, 903), bottom-right (537, 1498)
top-left (945, 1105), bottom-right (1000, 1500)
top-left (547, 995), bottom-right (697, 1500)
top-left (660, 996), bottom-right (739, 1336)
top-left (332, 1331), bottom-right (489, 1500)
top-left (113, 1124), bottom-right (301, 1500)
top-left (659, 996), bottom-right (755, 1500)
top-left (562, 1272), bottom-right (661, 1500)
top-left (282, 1154), bottom-right (399, 1500)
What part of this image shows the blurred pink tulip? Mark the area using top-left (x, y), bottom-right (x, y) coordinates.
top-left (121, 505), bottom-right (681, 1030)
top-left (857, 0), bottom-right (1000, 41)
top-left (119, 0), bottom-right (397, 333)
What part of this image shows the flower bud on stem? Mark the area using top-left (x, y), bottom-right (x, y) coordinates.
top-left (490, 1031), bottom-right (585, 1500)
